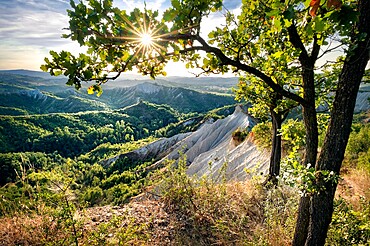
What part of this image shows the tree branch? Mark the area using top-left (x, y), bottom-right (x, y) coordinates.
top-left (159, 33), bottom-right (309, 106)
top-left (190, 35), bottom-right (308, 107)
top-left (288, 22), bottom-right (309, 61)
top-left (311, 35), bottom-right (320, 61)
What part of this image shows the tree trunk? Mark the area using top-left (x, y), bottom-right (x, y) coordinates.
top-left (264, 108), bottom-right (283, 186)
top-left (292, 103), bottom-right (318, 246)
top-left (292, 57), bottom-right (319, 246)
top-left (292, 194), bottom-right (311, 246)
top-left (305, 1), bottom-right (370, 243)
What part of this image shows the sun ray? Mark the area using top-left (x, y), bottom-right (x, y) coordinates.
top-left (140, 33), bottom-right (153, 46)
top-left (151, 41), bottom-right (167, 52)
top-left (108, 8), bottom-right (197, 65)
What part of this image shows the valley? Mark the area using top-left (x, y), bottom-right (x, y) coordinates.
top-left (0, 70), bottom-right (241, 208)
top-left (0, 70), bottom-right (369, 245)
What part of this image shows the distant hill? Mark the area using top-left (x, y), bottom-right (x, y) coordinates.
top-left (1, 69), bottom-right (368, 116)
top-left (0, 69), bottom-right (238, 92)
top-left (99, 82), bottom-right (235, 113)
top-left (0, 71), bottom-right (236, 115)
top-left (0, 69), bottom-right (55, 79)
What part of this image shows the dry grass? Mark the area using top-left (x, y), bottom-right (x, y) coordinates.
top-left (0, 213), bottom-right (68, 245)
top-left (336, 167), bottom-right (370, 209)
top-left (161, 174), bottom-right (299, 246)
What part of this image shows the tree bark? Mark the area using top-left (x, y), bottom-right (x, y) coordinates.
top-left (264, 107), bottom-right (283, 186)
top-left (292, 50), bottom-right (319, 246)
top-left (305, 1), bottom-right (370, 243)
top-left (293, 104), bottom-right (318, 246)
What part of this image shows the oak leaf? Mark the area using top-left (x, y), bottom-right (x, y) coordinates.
top-left (309, 0), bottom-right (321, 17)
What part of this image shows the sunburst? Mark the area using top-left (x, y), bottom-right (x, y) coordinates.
top-left (111, 10), bottom-right (191, 60)
top-left (140, 32), bottom-right (153, 46)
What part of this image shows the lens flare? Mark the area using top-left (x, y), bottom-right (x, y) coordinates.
top-left (140, 33), bottom-right (153, 46)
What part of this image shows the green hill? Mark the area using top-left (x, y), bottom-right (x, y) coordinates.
top-left (0, 101), bottom-right (181, 158)
top-left (0, 71), bottom-right (236, 115)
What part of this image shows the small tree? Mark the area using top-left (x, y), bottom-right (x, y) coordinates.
top-left (235, 77), bottom-right (297, 185)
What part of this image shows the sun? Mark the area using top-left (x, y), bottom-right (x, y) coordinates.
top-left (140, 33), bottom-right (153, 46)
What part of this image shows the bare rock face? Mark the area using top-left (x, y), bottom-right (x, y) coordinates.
top-left (103, 106), bottom-right (269, 182)
top-left (154, 105), bottom-right (269, 181)
top-left (355, 91), bottom-right (370, 113)
top-left (187, 134), bottom-right (269, 181)
top-left (101, 133), bottom-right (191, 168)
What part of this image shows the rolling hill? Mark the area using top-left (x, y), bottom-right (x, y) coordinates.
top-left (0, 70), bottom-right (236, 115)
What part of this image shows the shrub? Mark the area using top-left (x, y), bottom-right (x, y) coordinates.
top-left (346, 124), bottom-right (370, 159)
top-left (358, 148), bottom-right (370, 174)
top-left (252, 122), bottom-right (272, 149)
top-left (327, 198), bottom-right (370, 245)
top-left (280, 119), bottom-right (305, 153)
top-left (83, 186), bottom-right (104, 206)
top-left (232, 127), bottom-right (249, 145)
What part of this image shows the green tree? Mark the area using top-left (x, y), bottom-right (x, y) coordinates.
top-left (235, 77), bottom-right (297, 185)
top-left (42, 0), bottom-right (370, 244)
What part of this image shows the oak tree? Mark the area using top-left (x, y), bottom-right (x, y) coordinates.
top-left (42, 0), bottom-right (370, 244)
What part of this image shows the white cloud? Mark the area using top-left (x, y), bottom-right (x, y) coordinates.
top-left (0, 0), bottom-right (242, 74)
top-left (115, 0), bottom-right (169, 12)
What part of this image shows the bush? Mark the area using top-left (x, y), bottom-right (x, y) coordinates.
top-left (358, 148), bottom-right (370, 174)
top-left (280, 119), bottom-right (305, 153)
top-left (252, 122), bottom-right (272, 149)
top-left (327, 198), bottom-right (370, 245)
top-left (346, 124), bottom-right (370, 173)
top-left (346, 124), bottom-right (370, 158)
top-left (252, 119), bottom-right (306, 153)
top-left (232, 127), bottom-right (249, 145)
top-left (83, 186), bottom-right (104, 206)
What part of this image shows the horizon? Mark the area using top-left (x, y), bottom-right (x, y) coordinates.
top-left (0, 68), bottom-right (239, 80)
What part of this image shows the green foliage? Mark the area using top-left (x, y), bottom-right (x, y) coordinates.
top-left (0, 134), bottom-right (162, 220)
top-left (346, 123), bottom-right (370, 174)
top-left (155, 105), bottom-right (235, 138)
top-left (281, 119), bottom-right (306, 153)
top-left (250, 116), bottom-right (309, 154)
top-left (0, 106), bottom-right (28, 116)
top-left (161, 155), bottom-right (195, 212)
top-left (281, 161), bottom-right (339, 196)
top-left (42, 1), bottom-right (172, 88)
top-left (83, 186), bottom-right (104, 206)
top-left (0, 152), bottom-right (64, 186)
top-left (84, 212), bottom-right (151, 245)
top-left (0, 102), bottom-right (180, 158)
top-left (232, 127), bottom-right (249, 144)
top-left (347, 124), bottom-right (370, 158)
top-left (251, 122), bottom-right (272, 149)
top-left (327, 198), bottom-right (370, 245)
top-left (358, 149), bottom-right (370, 174)
top-left (78, 137), bottom-right (155, 164)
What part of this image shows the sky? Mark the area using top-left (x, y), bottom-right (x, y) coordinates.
top-left (0, 0), bottom-right (242, 77)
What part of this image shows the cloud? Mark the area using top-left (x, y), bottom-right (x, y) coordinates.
top-left (0, 0), bottom-right (79, 70)
top-left (0, 0), bottom-right (242, 73)
top-left (115, 0), bottom-right (171, 12)
top-left (0, 0), bottom-right (71, 48)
